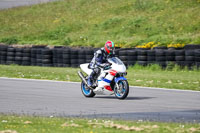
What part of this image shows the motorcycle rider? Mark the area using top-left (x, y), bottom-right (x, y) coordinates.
top-left (87, 40), bottom-right (115, 87)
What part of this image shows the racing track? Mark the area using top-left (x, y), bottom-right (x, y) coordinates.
top-left (0, 0), bottom-right (56, 10)
top-left (0, 78), bottom-right (200, 123)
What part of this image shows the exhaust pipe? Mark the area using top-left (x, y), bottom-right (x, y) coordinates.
top-left (78, 71), bottom-right (89, 87)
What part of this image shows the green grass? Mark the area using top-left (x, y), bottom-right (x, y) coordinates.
top-left (0, 115), bottom-right (200, 133)
top-left (0, 64), bottom-right (200, 91)
top-left (0, 0), bottom-right (200, 47)
top-left (127, 64), bottom-right (200, 91)
top-left (0, 64), bottom-right (79, 82)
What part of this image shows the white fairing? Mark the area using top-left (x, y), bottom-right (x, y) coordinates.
top-left (80, 57), bottom-right (126, 95)
top-left (80, 63), bottom-right (92, 75)
top-left (108, 57), bottom-right (126, 73)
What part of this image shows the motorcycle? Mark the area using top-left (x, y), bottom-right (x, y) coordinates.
top-left (78, 57), bottom-right (129, 99)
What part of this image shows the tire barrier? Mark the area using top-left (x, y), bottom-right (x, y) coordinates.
top-left (137, 49), bottom-right (147, 66)
top-left (147, 50), bottom-right (156, 65)
top-left (85, 49), bottom-right (94, 63)
top-left (31, 48), bottom-right (37, 66)
top-left (119, 50), bottom-right (128, 66)
top-left (0, 44), bottom-right (200, 69)
top-left (0, 45), bottom-right (7, 64)
top-left (70, 49), bottom-right (79, 68)
top-left (22, 48), bottom-right (31, 66)
top-left (127, 49), bottom-right (137, 66)
top-left (42, 49), bottom-right (53, 67)
top-left (155, 50), bottom-right (166, 67)
top-left (6, 46), bottom-right (15, 65)
top-left (15, 48), bottom-right (23, 65)
top-left (78, 48), bottom-right (86, 67)
top-left (195, 49), bottom-right (200, 68)
top-left (63, 48), bottom-right (71, 67)
top-left (36, 48), bottom-right (43, 66)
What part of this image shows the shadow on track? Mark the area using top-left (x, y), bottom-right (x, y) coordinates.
top-left (95, 96), bottom-right (156, 100)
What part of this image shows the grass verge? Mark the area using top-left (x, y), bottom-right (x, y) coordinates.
top-left (0, 115), bottom-right (200, 133)
top-left (0, 0), bottom-right (200, 46)
top-left (0, 64), bottom-right (200, 91)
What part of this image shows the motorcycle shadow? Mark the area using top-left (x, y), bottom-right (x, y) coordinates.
top-left (95, 96), bottom-right (155, 100)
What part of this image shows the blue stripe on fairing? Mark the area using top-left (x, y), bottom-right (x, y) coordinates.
top-left (115, 77), bottom-right (127, 83)
top-left (103, 78), bottom-right (111, 83)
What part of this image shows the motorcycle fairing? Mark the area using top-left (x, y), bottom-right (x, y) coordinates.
top-left (80, 63), bottom-right (93, 75)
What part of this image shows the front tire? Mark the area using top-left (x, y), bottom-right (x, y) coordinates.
top-left (114, 80), bottom-right (129, 99)
top-left (81, 81), bottom-right (95, 97)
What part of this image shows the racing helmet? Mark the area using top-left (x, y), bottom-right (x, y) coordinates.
top-left (104, 41), bottom-right (115, 54)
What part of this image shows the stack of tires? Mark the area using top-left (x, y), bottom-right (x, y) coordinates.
top-left (185, 44), bottom-right (200, 50)
top-left (63, 48), bottom-right (71, 67)
top-left (6, 47), bottom-right (15, 65)
top-left (57, 49), bottom-right (64, 67)
top-left (53, 48), bottom-right (64, 67)
top-left (185, 50), bottom-right (195, 68)
top-left (127, 49), bottom-right (137, 66)
top-left (175, 50), bottom-right (185, 67)
top-left (36, 48), bottom-right (43, 66)
top-left (195, 50), bottom-right (200, 68)
top-left (31, 48), bottom-right (37, 66)
top-left (119, 50), bottom-right (128, 67)
top-left (1, 44), bottom-right (200, 69)
top-left (42, 48), bottom-right (53, 67)
top-left (52, 48), bottom-right (58, 67)
top-left (70, 49), bottom-right (79, 68)
top-left (155, 50), bottom-right (166, 67)
top-left (22, 48), bottom-right (31, 66)
top-left (165, 50), bottom-right (175, 63)
top-left (15, 47), bottom-right (23, 65)
top-left (31, 46), bottom-right (46, 66)
top-left (137, 49), bottom-right (147, 66)
top-left (0, 45), bottom-right (7, 64)
top-left (78, 48), bottom-right (86, 67)
top-left (85, 49), bottom-right (94, 63)
top-left (147, 50), bottom-right (156, 65)
top-left (115, 49), bottom-right (120, 58)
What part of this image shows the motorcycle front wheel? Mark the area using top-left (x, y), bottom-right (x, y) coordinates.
top-left (114, 80), bottom-right (129, 99)
top-left (81, 81), bottom-right (95, 97)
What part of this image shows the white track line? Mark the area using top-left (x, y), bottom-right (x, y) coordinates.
top-left (0, 77), bottom-right (79, 84)
top-left (0, 77), bottom-right (199, 93)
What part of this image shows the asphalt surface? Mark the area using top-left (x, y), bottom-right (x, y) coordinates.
top-left (0, 78), bottom-right (200, 123)
top-left (0, 0), bottom-right (56, 10)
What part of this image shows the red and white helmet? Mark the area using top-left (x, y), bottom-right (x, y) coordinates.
top-left (104, 41), bottom-right (115, 54)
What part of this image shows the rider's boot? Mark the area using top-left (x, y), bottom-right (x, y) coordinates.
top-left (87, 76), bottom-right (93, 87)
top-left (87, 70), bottom-right (96, 87)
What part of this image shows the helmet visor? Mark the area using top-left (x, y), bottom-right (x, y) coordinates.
top-left (107, 46), bottom-right (115, 54)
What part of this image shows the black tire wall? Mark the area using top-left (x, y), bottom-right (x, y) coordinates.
top-left (0, 44), bottom-right (200, 69)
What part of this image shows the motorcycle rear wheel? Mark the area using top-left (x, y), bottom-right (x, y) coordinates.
top-left (81, 81), bottom-right (95, 97)
top-left (114, 80), bottom-right (129, 99)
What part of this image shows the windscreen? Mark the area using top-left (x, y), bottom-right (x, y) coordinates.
top-left (108, 57), bottom-right (124, 65)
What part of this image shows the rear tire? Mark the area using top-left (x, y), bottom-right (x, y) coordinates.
top-left (114, 80), bottom-right (129, 99)
top-left (81, 81), bottom-right (95, 97)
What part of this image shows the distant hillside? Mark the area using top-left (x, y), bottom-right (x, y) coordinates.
top-left (0, 0), bottom-right (200, 47)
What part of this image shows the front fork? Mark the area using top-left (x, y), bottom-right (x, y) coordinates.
top-left (115, 82), bottom-right (120, 90)
top-left (114, 77), bottom-right (127, 90)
